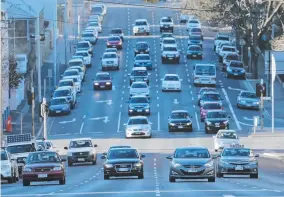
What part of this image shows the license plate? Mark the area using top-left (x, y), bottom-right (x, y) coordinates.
top-left (141, 52), bottom-right (144, 54)
top-left (38, 174), bottom-right (47, 178)
top-left (136, 79), bottom-right (143, 81)
top-left (193, 55), bottom-right (196, 57)
top-left (234, 73), bottom-right (238, 76)
top-left (215, 124), bottom-right (220, 127)
top-left (78, 158), bottom-right (85, 162)
top-left (169, 58), bottom-right (173, 60)
top-left (100, 86), bottom-right (105, 88)
top-left (188, 168), bottom-right (198, 172)
top-left (118, 168), bottom-right (129, 172)
top-left (235, 165), bottom-right (243, 171)
top-left (247, 104), bottom-right (251, 107)
top-left (178, 126), bottom-right (183, 129)
top-left (56, 111), bottom-right (61, 113)
top-left (137, 110), bottom-right (142, 112)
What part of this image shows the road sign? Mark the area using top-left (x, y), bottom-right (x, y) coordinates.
top-left (262, 97), bottom-right (271, 101)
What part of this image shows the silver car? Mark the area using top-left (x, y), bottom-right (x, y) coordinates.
top-left (124, 116), bottom-right (152, 138)
top-left (214, 130), bottom-right (240, 152)
top-left (237, 91), bottom-right (260, 110)
top-left (129, 82), bottom-right (150, 99)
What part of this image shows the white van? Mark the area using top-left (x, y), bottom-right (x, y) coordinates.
top-left (15, 54), bottom-right (28, 73)
top-left (193, 64), bottom-right (216, 86)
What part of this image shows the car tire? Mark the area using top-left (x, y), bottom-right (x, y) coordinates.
top-left (109, 86), bottom-right (112, 90)
top-left (102, 67), bottom-right (105, 71)
top-left (59, 176), bottom-right (66, 185)
top-left (161, 58), bottom-right (165, 64)
top-left (189, 127), bottom-right (193, 132)
top-left (169, 176), bottom-right (175, 182)
top-left (138, 173), bottom-right (144, 179)
top-left (187, 55), bottom-right (190, 59)
top-left (117, 66), bottom-right (119, 70)
top-left (23, 179), bottom-right (30, 186)
top-left (176, 59), bottom-right (180, 64)
top-left (7, 177), bottom-right (13, 184)
top-left (208, 177), bottom-right (215, 182)
top-left (216, 172), bottom-right (223, 178)
top-left (250, 173), bottom-right (258, 178)
top-left (92, 160), bottom-right (97, 165)
top-left (160, 29), bottom-right (162, 33)
top-left (68, 161), bottom-right (73, 167)
top-left (146, 32), bottom-right (150, 35)
top-left (205, 126), bottom-right (209, 134)
top-left (200, 56), bottom-right (203, 60)
top-left (226, 72), bottom-right (229, 78)
top-left (104, 174), bottom-right (110, 180)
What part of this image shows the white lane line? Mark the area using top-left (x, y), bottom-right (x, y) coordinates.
top-left (158, 112), bottom-right (160, 131)
top-left (120, 104), bottom-right (122, 108)
top-left (117, 112), bottom-right (121, 133)
top-left (83, 115), bottom-right (86, 119)
top-left (223, 195), bottom-right (236, 197)
top-left (157, 104), bottom-right (159, 107)
top-left (79, 123), bottom-right (84, 134)
top-left (221, 88), bottom-right (242, 130)
top-left (195, 112), bottom-right (200, 130)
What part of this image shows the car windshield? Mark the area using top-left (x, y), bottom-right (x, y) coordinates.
top-left (174, 149), bottom-right (210, 158)
top-left (69, 140), bottom-right (92, 148)
top-left (7, 144), bottom-right (34, 154)
top-left (162, 18), bottom-right (171, 22)
top-left (92, 7), bottom-right (103, 13)
top-left (136, 55), bottom-right (150, 60)
top-left (108, 149), bottom-right (139, 159)
top-left (136, 43), bottom-right (148, 49)
top-left (26, 152), bottom-right (60, 164)
top-left (132, 83), bottom-right (147, 88)
top-left (171, 112), bottom-right (188, 119)
top-left (226, 54), bottom-right (239, 60)
top-left (223, 47), bottom-right (236, 52)
top-left (230, 62), bottom-right (244, 68)
top-left (132, 70), bottom-right (147, 76)
top-left (89, 22), bottom-right (99, 27)
top-left (207, 111), bottom-right (227, 118)
top-left (164, 39), bottom-right (176, 44)
top-left (103, 54), bottom-right (116, 59)
top-left (130, 97), bottom-right (148, 103)
top-left (241, 92), bottom-right (257, 98)
top-left (1, 151), bottom-right (8, 160)
top-left (217, 36), bottom-right (230, 41)
top-left (136, 21), bottom-right (147, 25)
top-left (76, 52), bottom-right (88, 57)
top-left (164, 76), bottom-right (179, 81)
top-left (164, 46), bottom-right (177, 51)
top-left (108, 37), bottom-right (120, 41)
top-left (54, 90), bottom-right (71, 97)
top-left (202, 94), bottom-right (220, 100)
top-left (16, 57), bottom-right (25, 61)
top-left (195, 66), bottom-right (215, 76)
top-left (189, 20), bottom-right (199, 24)
top-left (105, 49), bottom-right (117, 53)
top-left (162, 34), bottom-right (172, 38)
top-left (222, 148), bottom-right (253, 157)
top-left (218, 132), bottom-right (237, 139)
top-left (96, 74), bottom-right (110, 80)
top-left (71, 78), bottom-right (78, 83)
top-left (69, 61), bottom-right (82, 67)
top-left (191, 28), bottom-right (201, 32)
top-left (64, 71), bottom-right (78, 76)
top-left (110, 146), bottom-right (131, 149)
top-left (51, 99), bottom-right (67, 105)
top-left (200, 88), bottom-right (216, 94)
top-left (82, 33), bottom-right (93, 37)
top-left (203, 103), bottom-right (222, 109)
top-left (58, 81), bottom-right (72, 87)
top-left (111, 29), bottom-right (122, 34)
top-left (189, 46), bottom-right (201, 51)
top-left (128, 118), bottom-right (148, 125)
top-left (77, 43), bottom-right (88, 48)
top-left (189, 36), bottom-right (201, 41)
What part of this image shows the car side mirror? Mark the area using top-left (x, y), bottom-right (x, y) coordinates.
top-left (228, 116), bottom-right (231, 119)
top-left (61, 159), bottom-right (66, 162)
top-left (64, 147), bottom-right (68, 150)
top-left (103, 152), bottom-right (107, 155)
top-left (140, 154), bottom-right (145, 158)
top-left (94, 144), bottom-right (97, 147)
top-left (189, 115), bottom-right (193, 118)
top-left (101, 155), bottom-right (106, 159)
top-left (166, 156), bottom-right (172, 160)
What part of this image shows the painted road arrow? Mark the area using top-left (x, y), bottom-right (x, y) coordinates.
top-left (228, 86), bottom-right (244, 91)
top-left (89, 116), bottom-right (109, 123)
top-left (59, 118), bottom-right (76, 124)
top-left (173, 99), bottom-right (179, 104)
top-left (96, 100), bottom-right (113, 105)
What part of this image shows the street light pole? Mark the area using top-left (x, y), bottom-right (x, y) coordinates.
top-left (0, 11), bottom-right (3, 146)
top-left (36, 15), bottom-right (42, 103)
top-left (64, 0), bottom-right (68, 66)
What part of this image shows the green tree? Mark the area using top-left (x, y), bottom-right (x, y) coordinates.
top-left (9, 54), bottom-right (24, 89)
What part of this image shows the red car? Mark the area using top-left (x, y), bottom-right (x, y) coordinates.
top-left (22, 151), bottom-right (66, 186)
top-left (200, 102), bottom-right (223, 122)
top-left (106, 36), bottom-right (123, 49)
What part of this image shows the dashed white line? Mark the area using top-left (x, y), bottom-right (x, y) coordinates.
top-left (158, 112), bottom-right (160, 131)
top-left (117, 112), bottom-right (121, 133)
top-left (79, 123), bottom-right (84, 134)
top-left (195, 112), bottom-right (200, 130)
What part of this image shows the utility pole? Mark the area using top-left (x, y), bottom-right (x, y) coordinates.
top-left (64, 0), bottom-right (68, 66)
top-left (53, 9), bottom-right (57, 87)
top-left (31, 69), bottom-right (35, 137)
top-left (41, 98), bottom-right (48, 140)
top-left (260, 79), bottom-right (264, 130)
top-left (0, 11), bottom-right (3, 146)
top-left (36, 15), bottom-right (42, 103)
top-left (268, 50), bottom-right (271, 97)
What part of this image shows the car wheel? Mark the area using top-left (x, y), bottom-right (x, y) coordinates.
top-left (23, 179), bottom-right (30, 186)
top-left (250, 173), bottom-right (258, 178)
top-left (109, 86), bottom-right (112, 90)
top-left (161, 58), bottom-right (165, 64)
top-left (216, 172), bottom-right (223, 178)
top-left (160, 29), bottom-right (162, 33)
top-left (138, 173), bottom-right (144, 179)
top-left (92, 160), bottom-right (97, 165)
top-left (226, 72), bottom-right (229, 78)
top-left (68, 161), bottom-right (73, 167)
top-left (187, 55), bottom-right (190, 59)
top-left (208, 177), bottom-right (215, 182)
top-left (7, 177), bottom-right (13, 184)
top-left (205, 126), bottom-right (209, 134)
top-left (117, 66), bottom-right (119, 70)
top-left (200, 56), bottom-right (203, 59)
top-left (59, 176), bottom-right (66, 185)
top-left (169, 176), bottom-right (176, 182)
top-left (168, 127), bottom-right (173, 132)
top-left (147, 32), bottom-right (150, 35)
top-left (176, 59), bottom-right (180, 64)
top-left (189, 127), bottom-right (193, 132)
top-left (104, 174), bottom-right (110, 180)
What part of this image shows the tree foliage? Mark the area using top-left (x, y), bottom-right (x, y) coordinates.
top-left (8, 54), bottom-right (24, 89)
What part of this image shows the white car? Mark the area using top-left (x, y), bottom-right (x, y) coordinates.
top-left (161, 37), bottom-right (177, 49)
top-left (53, 86), bottom-right (76, 109)
top-left (81, 31), bottom-right (97, 45)
top-left (105, 48), bottom-right (119, 55)
top-left (75, 50), bottom-right (92, 68)
top-left (160, 16), bottom-right (174, 32)
top-left (63, 75), bottom-right (82, 93)
top-left (68, 66), bottom-right (85, 81)
top-left (57, 79), bottom-right (77, 96)
top-left (88, 21), bottom-right (102, 33)
top-left (89, 15), bottom-right (103, 23)
top-left (1, 148), bottom-right (19, 183)
top-left (130, 81), bottom-right (150, 99)
top-left (124, 116), bottom-right (152, 138)
top-left (161, 44), bottom-right (180, 64)
top-left (68, 58), bottom-right (86, 71)
top-left (218, 45), bottom-right (238, 62)
top-left (62, 69), bottom-right (80, 81)
top-left (216, 41), bottom-right (233, 55)
top-left (162, 74), bottom-right (181, 92)
top-left (186, 19), bottom-right (201, 30)
top-left (64, 138), bottom-right (98, 166)
top-left (101, 52), bottom-right (119, 71)
top-left (214, 130), bottom-right (240, 152)
top-left (214, 33), bottom-right (231, 51)
top-left (133, 19), bottom-right (150, 36)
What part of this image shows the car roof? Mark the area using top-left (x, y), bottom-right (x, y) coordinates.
top-left (129, 116), bottom-right (148, 120)
top-left (230, 60), bottom-right (243, 63)
top-left (59, 79), bottom-right (73, 82)
top-left (76, 50), bottom-right (88, 53)
top-left (136, 41), bottom-right (148, 44)
top-left (78, 41), bottom-right (90, 44)
top-left (172, 110), bottom-right (188, 113)
top-left (163, 44), bottom-right (177, 47)
top-left (110, 145), bottom-right (131, 149)
top-left (96, 72), bottom-right (110, 75)
top-left (108, 36), bottom-right (121, 39)
top-left (136, 54), bottom-right (150, 57)
top-left (135, 19), bottom-right (147, 22)
top-left (105, 48), bottom-right (117, 51)
top-left (176, 146), bottom-right (208, 150)
top-left (202, 101), bottom-right (221, 104)
top-left (68, 66), bottom-right (82, 69)
top-left (240, 90), bottom-right (255, 94)
top-left (132, 81), bottom-right (148, 84)
top-left (164, 74), bottom-right (178, 77)
top-left (103, 52), bottom-right (117, 55)
top-left (132, 67), bottom-right (147, 71)
top-left (188, 45), bottom-right (201, 48)
top-left (163, 37), bottom-right (176, 40)
top-left (131, 95), bottom-right (148, 99)
top-left (71, 138), bottom-right (92, 141)
top-left (111, 28), bottom-right (122, 30)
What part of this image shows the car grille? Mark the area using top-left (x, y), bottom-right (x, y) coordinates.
top-left (134, 106), bottom-right (144, 109)
top-left (183, 165), bottom-right (202, 168)
top-left (34, 168), bottom-right (52, 172)
top-left (72, 152), bottom-right (89, 157)
top-left (180, 169), bottom-right (205, 175)
top-left (229, 162), bottom-right (250, 165)
top-left (115, 163), bottom-right (132, 173)
top-left (17, 157), bottom-right (26, 163)
top-left (115, 164), bottom-right (132, 168)
top-left (133, 129), bottom-right (143, 131)
top-left (227, 169), bottom-right (251, 173)
top-left (173, 122), bottom-right (188, 126)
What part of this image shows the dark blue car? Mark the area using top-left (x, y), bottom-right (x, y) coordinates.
top-left (48, 97), bottom-right (71, 116)
top-left (134, 54), bottom-right (153, 70)
top-left (226, 60), bottom-right (246, 79)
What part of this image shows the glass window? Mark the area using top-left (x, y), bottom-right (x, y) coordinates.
top-left (132, 83), bottom-right (147, 88)
top-left (223, 47), bottom-right (236, 52)
top-left (128, 118), bottom-right (148, 125)
top-left (171, 112), bottom-right (188, 119)
top-left (195, 66), bottom-right (215, 76)
top-left (130, 97), bottom-right (148, 103)
top-left (69, 61), bottom-right (82, 67)
top-left (202, 93), bottom-right (221, 101)
top-left (1, 151), bottom-right (8, 160)
top-left (51, 99), bottom-right (67, 105)
top-left (96, 74), bottom-right (110, 80)
top-left (230, 61), bottom-right (244, 68)
top-left (203, 103), bottom-right (222, 109)
top-left (207, 111), bottom-right (227, 118)
top-left (222, 148), bottom-right (253, 157)
top-left (69, 140), bottom-right (93, 148)
top-left (164, 76), bottom-right (179, 81)
top-left (59, 81), bottom-right (73, 87)
top-left (135, 21), bottom-right (147, 25)
top-left (54, 90), bottom-right (71, 97)
top-left (189, 36), bottom-right (202, 40)
top-left (132, 70), bottom-right (147, 76)
top-left (162, 18), bottom-right (172, 22)
top-left (76, 52), bottom-right (88, 56)
top-left (164, 47), bottom-right (177, 51)
top-left (103, 54), bottom-right (117, 59)
top-left (111, 29), bottom-right (122, 34)
top-left (26, 152), bottom-right (60, 164)
top-left (7, 144), bottom-right (34, 154)
top-left (174, 149), bottom-right (210, 158)
top-left (108, 149), bottom-right (139, 159)
top-left (108, 37), bottom-right (120, 41)
top-left (189, 20), bottom-right (199, 24)
top-left (217, 36), bottom-right (230, 41)
top-left (188, 46), bottom-right (201, 51)
top-left (218, 132), bottom-right (237, 139)
top-left (241, 92), bottom-right (257, 98)
top-left (164, 39), bottom-right (176, 44)
top-left (136, 55), bottom-right (150, 60)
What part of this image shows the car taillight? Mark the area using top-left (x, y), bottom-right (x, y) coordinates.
top-left (212, 77), bottom-right (216, 80)
top-left (107, 42), bottom-right (110, 45)
top-left (194, 77), bottom-right (199, 80)
top-left (221, 107), bottom-right (224, 110)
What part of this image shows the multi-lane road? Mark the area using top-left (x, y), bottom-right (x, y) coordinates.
top-left (2, 1), bottom-right (284, 196)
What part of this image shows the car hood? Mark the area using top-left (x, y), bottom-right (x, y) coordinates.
top-left (221, 157), bottom-right (256, 163)
top-left (130, 88), bottom-right (149, 94)
top-left (173, 158), bottom-right (211, 165)
top-left (169, 118), bottom-right (191, 123)
top-left (49, 104), bottom-right (68, 110)
top-left (107, 41), bottom-right (120, 44)
top-left (134, 60), bottom-right (152, 64)
top-left (102, 58), bottom-right (118, 62)
top-left (25, 163), bottom-right (62, 169)
top-left (68, 147), bottom-right (93, 153)
top-left (126, 125), bottom-right (150, 130)
top-left (105, 158), bottom-right (141, 164)
top-left (134, 25), bottom-right (148, 28)
top-left (206, 118), bottom-right (228, 122)
top-left (163, 51), bottom-right (179, 55)
top-left (163, 81), bottom-right (180, 85)
top-left (188, 50), bottom-right (202, 53)
top-left (216, 138), bottom-right (240, 145)
top-left (129, 103), bottom-right (149, 108)
top-left (239, 97), bottom-right (259, 102)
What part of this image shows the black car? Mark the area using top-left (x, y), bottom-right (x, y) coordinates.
top-left (134, 42), bottom-right (150, 56)
top-left (217, 145), bottom-right (259, 178)
top-left (168, 110), bottom-right (193, 132)
top-left (127, 95), bottom-right (150, 116)
top-left (103, 146), bottom-right (132, 155)
top-left (101, 148), bottom-right (145, 179)
top-left (93, 72), bottom-right (113, 90)
top-left (205, 110), bottom-right (230, 134)
top-left (166, 147), bottom-right (216, 182)
top-left (48, 97), bottom-right (71, 116)
top-left (110, 28), bottom-right (124, 41)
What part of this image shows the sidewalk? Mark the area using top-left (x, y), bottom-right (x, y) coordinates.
top-left (7, 3), bottom-right (86, 136)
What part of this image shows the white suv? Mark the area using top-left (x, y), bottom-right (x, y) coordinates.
top-left (160, 17), bottom-right (174, 33)
top-left (133, 19), bottom-right (150, 36)
top-left (101, 52), bottom-right (119, 71)
top-left (75, 50), bottom-right (92, 68)
top-left (161, 44), bottom-right (180, 64)
top-left (124, 116), bottom-right (152, 138)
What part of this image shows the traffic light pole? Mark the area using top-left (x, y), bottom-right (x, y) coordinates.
top-left (41, 98), bottom-right (48, 140)
top-left (260, 79), bottom-right (264, 130)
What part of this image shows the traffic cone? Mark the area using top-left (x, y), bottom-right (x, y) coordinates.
top-left (6, 116), bottom-right (12, 132)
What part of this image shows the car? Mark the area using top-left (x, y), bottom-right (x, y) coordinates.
top-left (186, 19), bottom-right (201, 30)
top-left (124, 116), bottom-right (152, 138)
top-left (222, 53), bottom-right (240, 71)
top-left (22, 151), bottom-right (66, 186)
top-left (237, 91), bottom-right (260, 110)
top-left (197, 87), bottom-right (217, 105)
top-left (52, 87), bottom-right (76, 109)
top-left (187, 45), bottom-right (203, 59)
top-left (179, 13), bottom-right (191, 23)
top-left (134, 54), bottom-right (153, 70)
top-left (166, 147), bottom-right (215, 182)
top-left (64, 138), bottom-right (97, 166)
top-left (193, 64), bottom-right (217, 87)
top-left (81, 31), bottom-right (97, 45)
top-left (62, 69), bottom-right (80, 81)
top-left (88, 21), bottom-right (102, 33)
top-left (213, 33), bottom-right (231, 51)
top-left (95, 4), bottom-right (107, 15)
top-left (89, 14), bottom-right (103, 23)
top-left (91, 5), bottom-right (105, 16)
top-left (88, 18), bottom-right (101, 26)
top-left (168, 110), bottom-right (193, 132)
top-left (57, 79), bottom-right (76, 95)
top-left (205, 110), bottom-right (230, 134)
top-left (188, 27), bottom-right (203, 40)
top-left (200, 102), bottom-right (223, 122)
top-left (1, 148), bottom-right (19, 183)
top-left (226, 60), bottom-right (246, 79)
top-left (68, 58), bottom-right (85, 71)
top-left (48, 97), bottom-right (71, 116)
top-left (128, 67), bottom-right (150, 85)
top-left (76, 41), bottom-right (93, 56)
top-left (129, 81), bottom-right (150, 98)
top-left (62, 76), bottom-right (82, 93)
top-left (127, 95), bottom-right (151, 116)
top-left (161, 37), bottom-right (177, 49)
top-left (67, 66), bottom-right (85, 82)
top-left (106, 36), bottom-right (123, 49)
top-left (105, 48), bottom-right (119, 55)
top-left (133, 19), bottom-right (150, 36)
top-left (160, 16), bottom-right (174, 32)
top-left (93, 72), bottom-right (113, 90)
top-left (214, 130), bottom-right (240, 152)
top-left (162, 74), bottom-right (181, 92)
top-left (160, 32), bottom-right (173, 45)
top-left (216, 145), bottom-right (259, 178)
top-left (75, 50), bottom-right (92, 68)
top-left (216, 42), bottom-right (235, 56)
top-left (218, 45), bottom-right (238, 62)
top-left (36, 140), bottom-right (47, 150)
top-left (188, 35), bottom-right (203, 48)
top-left (110, 28), bottom-right (124, 41)
top-left (101, 52), bottom-right (119, 71)
top-left (161, 44), bottom-right (180, 64)
top-left (199, 91), bottom-right (223, 107)
top-left (134, 42), bottom-right (150, 56)
top-left (101, 148), bottom-right (145, 179)
top-left (103, 146), bottom-right (132, 155)
top-left (44, 140), bottom-right (57, 152)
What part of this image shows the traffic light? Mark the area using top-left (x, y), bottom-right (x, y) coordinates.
top-left (27, 90), bottom-right (32, 105)
top-left (39, 102), bottom-right (49, 118)
top-left (256, 83), bottom-right (266, 97)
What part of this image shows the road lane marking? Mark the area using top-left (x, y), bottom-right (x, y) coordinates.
top-left (79, 123), bottom-right (84, 134)
top-left (221, 88), bottom-right (242, 130)
top-left (195, 112), bottom-right (200, 131)
top-left (158, 112), bottom-right (160, 131)
top-left (117, 112), bottom-right (121, 133)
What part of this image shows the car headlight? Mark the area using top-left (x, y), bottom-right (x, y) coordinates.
top-left (205, 160), bottom-right (214, 168)
top-left (220, 160), bottom-right (229, 165)
top-left (106, 82), bottom-right (111, 85)
top-left (23, 167), bottom-right (32, 172)
top-left (254, 101), bottom-right (259, 105)
top-left (172, 162), bottom-right (181, 168)
top-left (53, 167), bottom-right (62, 171)
top-left (170, 123), bottom-right (175, 126)
top-left (104, 164), bottom-right (113, 168)
top-left (145, 109), bottom-right (150, 112)
top-left (162, 54), bottom-right (166, 57)
top-left (206, 121), bottom-right (212, 125)
top-left (134, 162), bottom-right (142, 167)
top-left (186, 122), bottom-right (191, 126)
top-left (240, 70), bottom-right (245, 73)
top-left (94, 82), bottom-right (99, 85)
top-left (67, 152), bottom-right (72, 156)
top-left (250, 161), bottom-right (258, 165)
